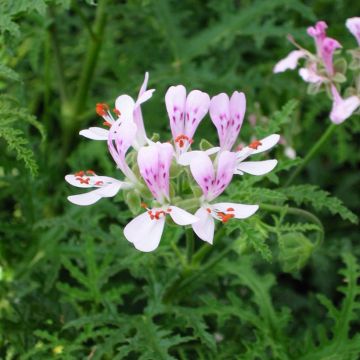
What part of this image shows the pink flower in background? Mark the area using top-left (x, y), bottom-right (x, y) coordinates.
top-left (346, 17), bottom-right (360, 45)
top-left (189, 151), bottom-right (258, 243)
top-left (79, 73), bottom-right (154, 143)
top-left (299, 63), bottom-right (325, 84)
top-left (307, 21), bottom-right (328, 56)
top-left (124, 143), bottom-right (198, 252)
top-left (165, 85), bottom-right (210, 158)
top-left (330, 86), bottom-right (360, 124)
top-left (320, 37), bottom-right (342, 76)
top-left (273, 50), bottom-right (306, 73)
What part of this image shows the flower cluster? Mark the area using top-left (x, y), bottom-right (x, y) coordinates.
top-left (274, 19), bottom-right (360, 124)
top-left (65, 73), bottom-right (279, 252)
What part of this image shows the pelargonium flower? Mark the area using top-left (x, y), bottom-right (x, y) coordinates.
top-left (189, 151), bottom-right (258, 243)
top-left (124, 142), bottom-right (198, 252)
top-left (165, 85), bottom-right (210, 159)
top-left (209, 92), bottom-right (279, 176)
top-left (79, 72), bottom-right (154, 143)
top-left (330, 85), bottom-right (360, 124)
top-left (346, 18), bottom-right (360, 46)
top-left (273, 50), bottom-right (307, 74)
top-left (65, 119), bottom-right (139, 205)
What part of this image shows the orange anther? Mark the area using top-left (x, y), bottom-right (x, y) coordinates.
top-left (227, 207), bottom-right (234, 212)
top-left (96, 103), bottom-right (109, 117)
top-left (179, 139), bottom-right (184, 148)
top-left (77, 177), bottom-right (90, 184)
top-left (86, 170), bottom-right (95, 175)
top-left (141, 202), bottom-right (148, 209)
top-left (103, 121), bottom-right (112, 127)
top-left (167, 208), bottom-right (172, 212)
top-left (113, 108), bottom-right (121, 117)
top-left (249, 140), bottom-right (262, 150)
top-left (95, 181), bottom-right (103, 185)
top-left (206, 208), bottom-right (212, 213)
top-left (75, 170), bottom-right (85, 177)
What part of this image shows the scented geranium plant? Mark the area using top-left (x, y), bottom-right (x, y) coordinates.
top-left (65, 74), bottom-right (279, 252)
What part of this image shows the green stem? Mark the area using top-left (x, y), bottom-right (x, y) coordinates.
top-left (285, 123), bottom-right (337, 186)
top-left (186, 228), bottom-right (194, 264)
top-left (260, 203), bottom-right (324, 247)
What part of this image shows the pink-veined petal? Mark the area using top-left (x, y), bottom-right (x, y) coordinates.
top-left (192, 207), bottom-right (215, 244)
top-left (157, 143), bottom-right (174, 200)
top-left (273, 50), bottom-right (306, 73)
top-left (67, 182), bottom-right (122, 206)
top-left (209, 93), bottom-right (230, 149)
top-left (184, 90), bottom-right (210, 139)
top-left (124, 212), bottom-right (165, 252)
top-left (210, 151), bottom-right (236, 201)
top-left (115, 95), bottom-right (135, 122)
top-left (165, 85), bottom-right (186, 139)
top-left (212, 202), bottom-right (259, 219)
top-left (79, 127), bottom-right (109, 140)
top-left (168, 206), bottom-right (199, 225)
top-left (235, 159), bottom-right (278, 175)
top-left (226, 91), bottom-right (246, 149)
top-left (189, 151), bottom-right (215, 198)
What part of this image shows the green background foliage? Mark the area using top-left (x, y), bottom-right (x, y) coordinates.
top-left (0, 0), bottom-right (359, 358)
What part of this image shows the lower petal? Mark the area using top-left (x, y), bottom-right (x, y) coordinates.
top-left (235, 159), bottom-right (278, 175)
top-left (79, 127), bottom-right (109, 140)
top-left (192, 207), bottom-right (215, 244)
top-left (213, 202), bottom-right (259, 219)
top-left (124, 212), bottom-right (165, 252)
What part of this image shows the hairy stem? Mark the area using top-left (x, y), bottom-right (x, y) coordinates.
top-left (285, 123), bottom-right (337, 186)
top-left (186, 228), bottom-right (194, 264)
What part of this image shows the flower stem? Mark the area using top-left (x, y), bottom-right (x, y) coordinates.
top-left (285, 123), bottom-right (337, 186)
top-left (186, 228), bottom-right (194, 264)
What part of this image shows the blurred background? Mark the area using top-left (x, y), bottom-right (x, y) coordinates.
top-left (0, 0), bottom-right (359, 358)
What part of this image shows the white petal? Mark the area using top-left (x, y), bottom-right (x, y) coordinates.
top-left (273, 50), bottom-right (305, 73)
top-left (177, 147), bottom-right (220, 166)
top-left (65, 174), bottom-right (121, 188)
top-left (330, 96), bottom-right (360, 124)
top-left (299, 67), bottom-right (324, 83)
top-left (135, 89), bottom-right (155, 107)
top-left (251, 134), bottom-right (280, 155)
top-left (79, 127), bottom-right (109, 140)
top-left (192, 207), bottom-right (215, 244)
top-left (67, 183), bottom-right (122, 206)
top-left (115, 95), bottom-right (135, 121)
top-left (213, 202), bottom-right (259, 219)
top-left (168, 206), bottom-right (199, 225)
top-left (124, 212), bottom-right (165, 252)
top-left (235, 159), bottom-right (278, 175)
top-left (205, 147), bottom-right (220, 156)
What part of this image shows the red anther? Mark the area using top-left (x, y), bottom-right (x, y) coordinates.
top-left (95, 181), bottom-right (103, 186)
top-left (77, 177), bottom-right (90, 184)
top-left (206, 208), bottom-right (212, 213)
top-left (113, 108), bottom-right (121, 117)
top-left (148, 210), bottom-right (155, 220)
top-left (103, 121), bottom-right (112, 127)
top-left (175, 134), bottom-right (193, 148)
top-left (227, 207), bottom-right (234, 212)
top-left (167, 208), bottom-right (172, 212)
top-left (221, 214), bottom-right (234, 223)
top-left (141, 202), bottom-right (148, 209)
top-left (249, 140), bottom-right (262, 150)
top-left (96, 103), bottom-right (109, 117)
top-left (179, 139), bottom-right (184, 148)
top-left (86, 170), bottom-right (95, 175)
top-left (75, 170), bottom-right (85, 177)
top-left (235, 144), bottom-right (243, 152)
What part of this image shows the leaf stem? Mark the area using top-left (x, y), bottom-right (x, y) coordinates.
top-left (285, 123), bottom-right (337, 186)
top-left (186, 228), bottom-right (194, 264)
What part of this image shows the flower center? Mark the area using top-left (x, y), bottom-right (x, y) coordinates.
top-left (141, 203), bottom-right (172, 221)
top-left (175, 134), bottom-right (193, 148)
top-left (207, 207), bottom-right (235, 223)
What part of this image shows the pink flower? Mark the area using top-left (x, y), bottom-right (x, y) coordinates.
top-left (79, 73), bottom-right (154, 143)
top-left (189, 151), bottom-right (258, 243)
top-left (209, 92), bottom-right (279, 176)
top-left (124, 143), bottom-right (198, 252)
top-left (299, 64), bottom-right (325, 84)
top-left (330, 86), bottom-right (360, 124)
top-left (165, 85), bottom-right (210, 158)
top-left (307, 21), bottom-right (328, 56)
top-left (320, 37), bottom-right (342, 76)
top-left (346, 17), bottom-right (360, 45)
top-left (273, 50), bottom-right (306, 73)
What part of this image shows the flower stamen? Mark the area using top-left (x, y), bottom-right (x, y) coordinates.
top-left (249, 140), bottom-right (262, 149)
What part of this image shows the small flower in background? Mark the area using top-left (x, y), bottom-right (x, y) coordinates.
top-left (346, 17), bottom-right (360, 46)
top-left (330, 85), bottom-right (360, 124)
top-left (124, 143), bottom-right (198, 252)
top-left (273, 50), bottom-right (307, 74)
top-left (189, 151), bottom-right (258, 244)
top-left (165, 85), bottom-right (210, 159)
